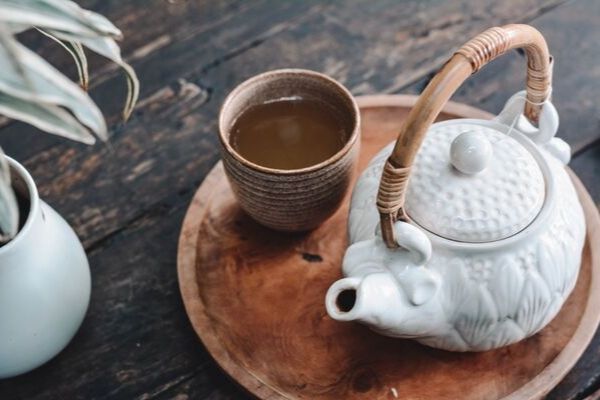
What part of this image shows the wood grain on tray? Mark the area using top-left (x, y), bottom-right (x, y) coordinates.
top-left (177, 96), bottom-right (600, 400)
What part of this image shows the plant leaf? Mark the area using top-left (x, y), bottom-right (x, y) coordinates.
top-left (37, 28), bottom-right (89, 90)
top-left (0, 91), bottom-right (95, 144)
top-left (0, 0), bottom-right (121, 38)
top-left (0, 147), bottom-right (19, 242)
top-left (42, 0), bottom-right (122, 37)
top-left (0, 30), bottom-right (107, 141)
top-left (72, 41), bottom-right (89, 88)
top-left (119, 61), bottom-right (139, 121)
top-left (47, 30), bottom-right (139, 121)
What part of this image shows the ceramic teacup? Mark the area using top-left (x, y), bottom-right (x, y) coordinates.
top-left (218, 68), bottom-right (360, 232)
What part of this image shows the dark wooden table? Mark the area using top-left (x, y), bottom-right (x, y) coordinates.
top-left (1, 1), bottom-right (599, 399)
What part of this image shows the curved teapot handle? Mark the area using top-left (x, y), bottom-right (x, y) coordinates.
top-left (377, 24), bottom-right (552, 248)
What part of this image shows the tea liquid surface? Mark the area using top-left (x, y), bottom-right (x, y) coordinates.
top-left (230, 98), bottom-right (349, 170)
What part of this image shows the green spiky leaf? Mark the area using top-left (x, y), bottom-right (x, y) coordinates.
top-left (37, 28), bottom-right (89, 90)
top-left (0, 28), bottom-right (106, 140)
top-left (0, 148), bottom-right (18, 242)
top-left (0, 91), bottom-right (95, 143)
top-left (45, 29), bottom-right (139, 120)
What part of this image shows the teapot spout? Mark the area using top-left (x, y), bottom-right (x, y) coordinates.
top-left (325, 273), bottom-right (403, 327)
top-left (326, 272), bottom-right (445, 338)
top-left (325, 277), bottom-right (362, 322)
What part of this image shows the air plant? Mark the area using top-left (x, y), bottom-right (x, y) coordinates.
top-left (0, 0), bottom-right (139, 243)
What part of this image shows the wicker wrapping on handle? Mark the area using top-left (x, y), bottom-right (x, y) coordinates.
top-left (376, 24), bottom-right (552, 248)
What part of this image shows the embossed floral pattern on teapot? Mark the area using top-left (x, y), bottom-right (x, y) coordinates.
top-left (325, 24), bottom-right (586, 352)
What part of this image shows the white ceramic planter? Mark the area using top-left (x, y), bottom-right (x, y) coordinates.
top-left (0, 157), bottom-right (90, 378)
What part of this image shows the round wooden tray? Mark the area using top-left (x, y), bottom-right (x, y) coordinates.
top-left (177, 95), bottom-right (600, 400)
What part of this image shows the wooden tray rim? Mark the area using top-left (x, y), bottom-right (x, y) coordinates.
top-left (177, 94), bottom-right (600, 400)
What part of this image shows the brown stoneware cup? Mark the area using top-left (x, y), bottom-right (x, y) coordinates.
top-left (218, 69), bottom-right (360, 232)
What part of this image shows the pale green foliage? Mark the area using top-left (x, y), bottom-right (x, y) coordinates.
top-left (0, 0), bottom-right (139, 243)
top-left (37, 29), bottom-right (89, 90)
top-left (0, 146), bottom-right (18, 241)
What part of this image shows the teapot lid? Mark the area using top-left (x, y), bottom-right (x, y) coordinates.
top-left (405, 122), bottom-right (545, 243)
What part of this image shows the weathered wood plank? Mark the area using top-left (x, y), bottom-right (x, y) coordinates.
top-left (1, 0), bottom-right (323, 247)
top-left (1, 0), bottom-right (305, 160)
top-left (584, 387), bottom-right (600, 400)
top-left (0, 0), bottom-right (250, 162)
top-left (2, 0), bottom-right (565, 249)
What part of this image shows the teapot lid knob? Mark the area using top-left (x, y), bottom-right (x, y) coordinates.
top-left (450, 131), bottom-right (492, 175)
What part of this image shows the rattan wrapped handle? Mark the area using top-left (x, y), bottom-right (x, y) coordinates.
top-left (377, 24), bottom-right (552, 248)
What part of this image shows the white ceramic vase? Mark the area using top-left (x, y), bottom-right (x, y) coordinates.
top-left (0, 157), bottom-right (91, 378)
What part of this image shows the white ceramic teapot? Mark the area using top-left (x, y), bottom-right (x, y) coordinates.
top-left (325, 24), bottom-right (586, 352)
